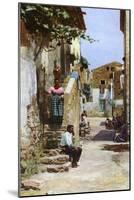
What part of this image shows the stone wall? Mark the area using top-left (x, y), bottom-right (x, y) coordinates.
top-left (125, 11), bottom-right (130, 124)
top-left (19, 19), bottom-right (83, 180)
top-left (20, 28), bottom-right (45, 178)
top-left (63, 77), bottom-right (80, 146)
top-left (120, 10), bottom-right (130, 124)
top-left (20, 46), bottom-right (38, 135)
top-left (20, 46), bottom-right (44, 178)
top-left (114, 70), bottom-right (122, 99)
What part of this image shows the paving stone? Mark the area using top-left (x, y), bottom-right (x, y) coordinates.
top-left (21, 179), bottom-right (45, 190)
top-left (47, 162), bottom-right (71, 173)
top-left (40, 155), bottom-right (69, 165)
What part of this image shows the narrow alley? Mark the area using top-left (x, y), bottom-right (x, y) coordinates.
top-left (19, 4), bottom-right (130, 197)
top-left (20, 117), bottom-right (129, 196)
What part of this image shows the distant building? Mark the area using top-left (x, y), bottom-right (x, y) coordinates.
top-left (89, 62), bottom-right (123, 116)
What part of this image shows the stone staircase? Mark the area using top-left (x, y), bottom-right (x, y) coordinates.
top-left (21, 127), bottom-right (71, 192)
top-left (43, 125), bottom-right (66, 148)
top-left (40, 125), bottom-right (71, 173)
top-left (39, 149), bottom-right (70, 173)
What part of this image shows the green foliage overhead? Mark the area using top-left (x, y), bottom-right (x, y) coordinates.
top-left (80, 56), bottom-right (89, 69)
top-left (20, 3), bottom-right (95, 44)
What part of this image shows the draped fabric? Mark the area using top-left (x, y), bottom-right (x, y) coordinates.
top-left (120, 74), bottom-right (124, 89)
top-left (50, 94), bottom-right (64, 124)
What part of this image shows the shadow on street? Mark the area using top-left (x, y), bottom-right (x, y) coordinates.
top-left (101, 143), bottom-right (129, 152)
top-left (100, 121), bottom-right (106, 126)
top-left (92, 129), bottom-right (116, 141)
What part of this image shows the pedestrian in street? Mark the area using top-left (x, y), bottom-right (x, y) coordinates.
top-left (60, 125), bottom-right (82, 168)
top-left (80, 115), bottom-right (87, 127)
top-left (53, 64), bottom-right (62, 81)
top-left (114, 123), bottom-right (128, 142)
top-left (105, 118), bottom-right (114, 129)
top-left (112, 116), bottom-right (118, 130)
top-left (81, 110), bottom-right (88, 117)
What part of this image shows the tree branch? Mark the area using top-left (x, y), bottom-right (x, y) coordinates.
top-left (34, 37), bottom-right (44, 61)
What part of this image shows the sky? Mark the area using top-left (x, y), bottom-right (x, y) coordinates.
top-left (81, 7), bottom-right (124, 69)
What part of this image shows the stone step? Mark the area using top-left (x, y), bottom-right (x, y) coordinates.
top-left (55, 131), bottom-right (64, 135)
top-left (21, 179), bottom-right (45, 190)
top-left (43, 149), bottom-right (62, 156)
top-left (44, 131), bottom-right (56, 134)
top-left (46, 125), bottom-right (66, 131)
top-left (40, 154), bottom-right (69, 165)
top-left (43, 125), bottom-right (66, 149)
top-left (45, 138), bottom-right (59, 149)
top-left (44, 131), bottom-right (63, 138)
top-left (46, 162), bottom-right (71, 173)
top-left (44, 133), bottom-right (57, 139)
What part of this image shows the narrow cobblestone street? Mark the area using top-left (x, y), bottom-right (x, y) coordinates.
top-left (21, 117), bottom-right (129, 196)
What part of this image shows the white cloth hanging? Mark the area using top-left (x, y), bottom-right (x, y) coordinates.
top-left (120, 74), bottom-right (124, 89)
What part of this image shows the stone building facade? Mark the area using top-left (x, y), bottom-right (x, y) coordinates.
top-left (88, 62), bottom-right (123, 116)
top-left (19, 5), bottom-right (91, 183)
top-left (20, 20), bottom-right (40, 138)
top-left (19, 6), bottom-right (86, 178)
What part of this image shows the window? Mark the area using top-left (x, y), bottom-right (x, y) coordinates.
top-left (101, 80), bottom-right (105, 84)
top-left (100, 80), bottom-right (105, 94)
top-left (111, 66), bottom-right (114, 71)
top-left (106, 66), bottom-right (109, 71)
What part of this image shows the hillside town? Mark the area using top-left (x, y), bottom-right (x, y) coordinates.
top-left (19, 3), bottom-right (130, 196)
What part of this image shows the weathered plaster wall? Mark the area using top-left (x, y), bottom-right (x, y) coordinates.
top-left (63, 77), bottom-right (80, 146)
top-left (93, 88), bottom-right (100, 103)
top-left (20, 47), bottom-right (37, 136)
top-left (125, 11), bottom-right (130, 124)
